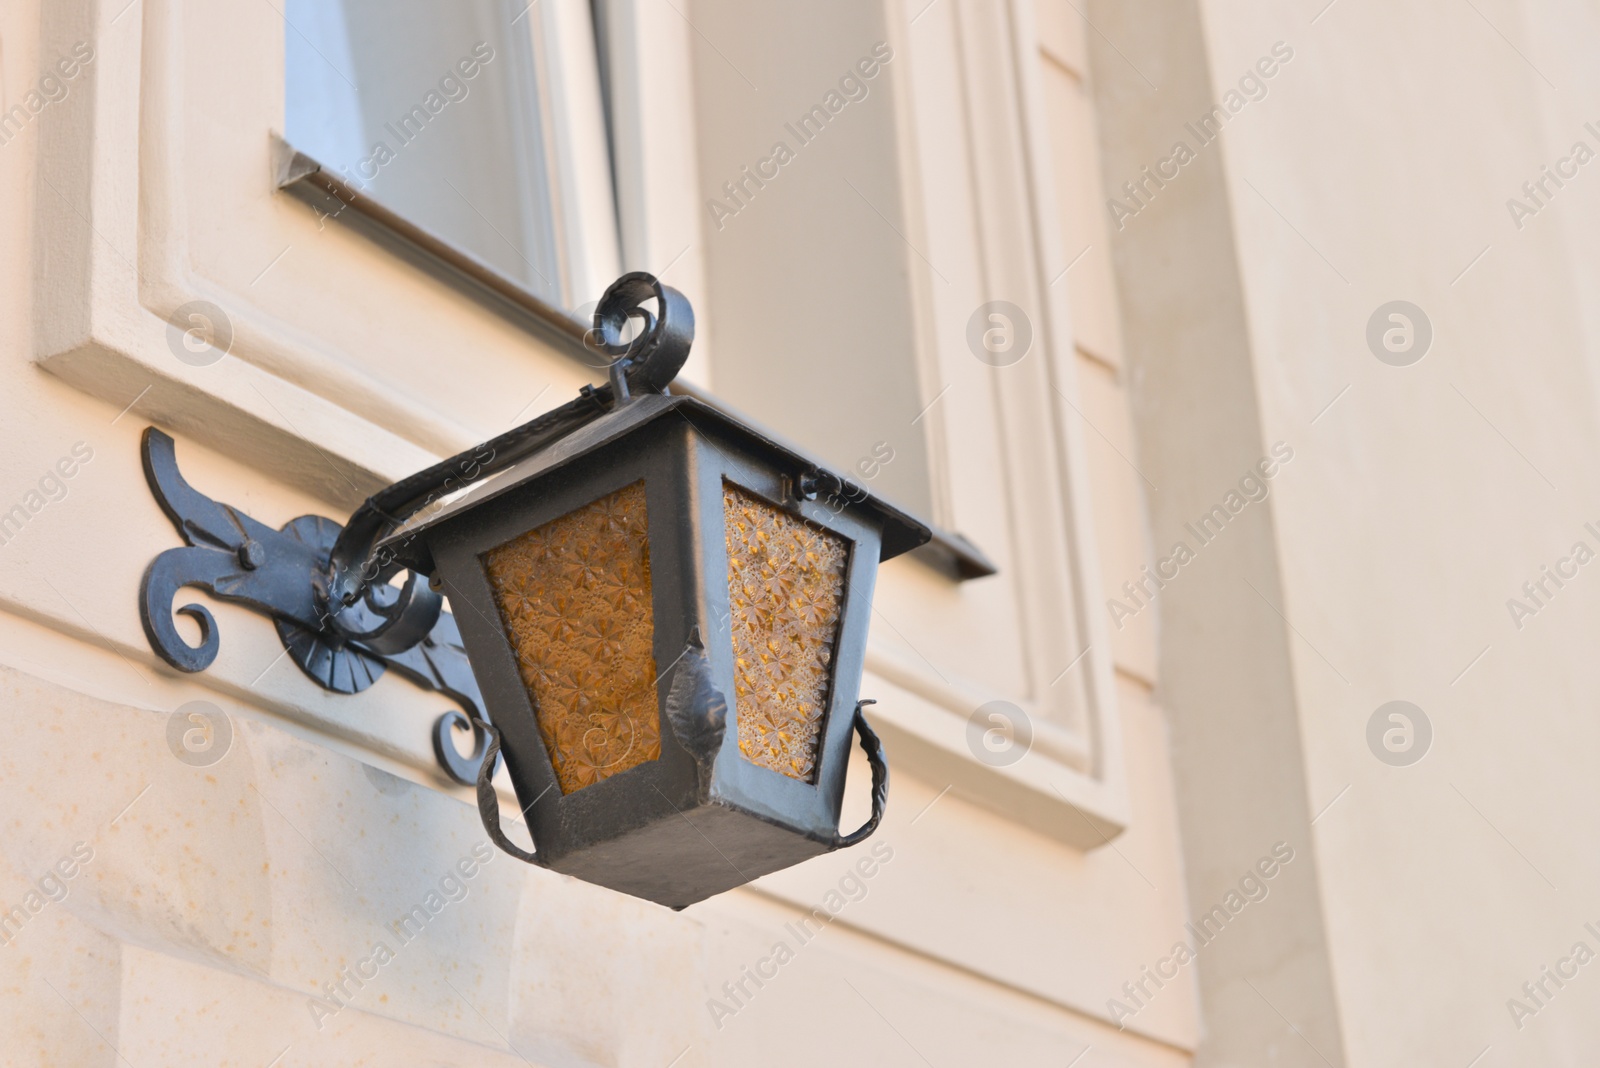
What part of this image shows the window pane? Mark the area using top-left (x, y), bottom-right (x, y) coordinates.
top-left (687, 3), bottom-right (938, 520)
top-left (284, 0), bottom-right (562, 302)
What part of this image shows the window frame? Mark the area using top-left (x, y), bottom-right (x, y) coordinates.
top-left (29, 0), bottom-right (1127, 850)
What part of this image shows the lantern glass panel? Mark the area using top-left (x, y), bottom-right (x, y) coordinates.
top-left (482, 480), bottom-right (661, 794)
top-left (723, 481), bottom-right (850, 782)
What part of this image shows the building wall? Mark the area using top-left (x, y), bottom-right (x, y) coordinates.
top-left (12, 0), bottom-right (1581, 1063)
top-left (1092, 1), bottom-right (1600, 1064)
top-left (0, 0), bottom-right (1205, 1065)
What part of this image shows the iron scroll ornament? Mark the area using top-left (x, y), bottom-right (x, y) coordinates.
top-left (138, 427), bottom-right (498, 783)
top-left (137, 273), bottom-right (694, 785)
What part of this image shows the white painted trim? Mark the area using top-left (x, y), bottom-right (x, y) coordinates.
top-left (529, 0), bottom-right (622, 309)
top-left (858, 0), bottom-right (1130, 843)
top-left (593, 0), bottom-right (714, 387)
top-left (1001, 0), bottom-right (1127, 799)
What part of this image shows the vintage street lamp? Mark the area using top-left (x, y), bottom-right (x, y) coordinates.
top-left (139, 273), bottom-right (929, 907)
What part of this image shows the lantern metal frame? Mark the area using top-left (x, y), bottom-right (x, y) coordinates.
top-left (393, 392), bottom-right (905, 905)
top-left (136, 272), bottom-right (926, 907)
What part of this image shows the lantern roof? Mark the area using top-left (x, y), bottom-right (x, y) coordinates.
top-left (380, 392), bottom-right (932, 573)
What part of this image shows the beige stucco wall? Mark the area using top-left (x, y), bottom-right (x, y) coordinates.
top-left (1093, 0), bottom-right (1600, 1064)
top-left (10, 0), bottom-right (1588, 1063)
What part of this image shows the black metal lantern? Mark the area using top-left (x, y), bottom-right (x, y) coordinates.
top-left (138, 273), bottom-right (929, 908)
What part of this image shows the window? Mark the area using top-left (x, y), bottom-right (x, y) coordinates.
top-left (283, 0), bottom-right (619, 310)
top-left (685, 4), bottom-right (944, 522)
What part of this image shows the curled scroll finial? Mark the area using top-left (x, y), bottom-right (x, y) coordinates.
top-left (592, 272), bottom-right (695, 398)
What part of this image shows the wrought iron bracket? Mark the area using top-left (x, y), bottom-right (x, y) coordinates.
top-left (138, 426), bottom-right (495, 783)
top-left (135, 273), bottom-right (694, 785)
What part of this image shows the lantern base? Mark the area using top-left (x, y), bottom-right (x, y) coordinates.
top-left (556, 801), bottom-right (836, 910)
top-left (468, 700), bottom-right (888, 910)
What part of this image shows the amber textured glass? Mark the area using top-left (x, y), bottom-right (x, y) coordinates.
top-left (483, 482), bottom-right (660, 794)
top-left (723, 483), bottom-right (850, 782)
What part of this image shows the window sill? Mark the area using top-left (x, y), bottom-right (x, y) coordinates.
top-left (860, 642), bottom-right (1127, 850)
top-left (273, 138), bottom-right (597, 367)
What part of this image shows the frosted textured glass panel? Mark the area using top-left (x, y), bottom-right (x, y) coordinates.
top-left (724, 483), bottom-right (849, 782)
top-left (483, 482), bottom-right (660, 794)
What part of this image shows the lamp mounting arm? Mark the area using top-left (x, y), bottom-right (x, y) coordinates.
top-left (318, 273), bottom-right (694, 644)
